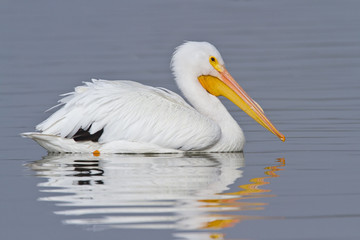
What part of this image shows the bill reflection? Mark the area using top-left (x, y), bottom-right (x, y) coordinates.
top-left (27, 153), bottom-right (285, 239)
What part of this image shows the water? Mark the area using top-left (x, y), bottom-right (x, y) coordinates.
top-left (1, 0), bottom-right (360, 239)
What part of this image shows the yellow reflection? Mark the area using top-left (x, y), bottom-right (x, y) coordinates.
top-left (209, 233), bottom-right (224, 239)
top-left (200, 158), bottom-right (285, 230)
top-left (226, 158), bottom-right (285, 196)
top-left (203, 219), bottom-right (240, 230)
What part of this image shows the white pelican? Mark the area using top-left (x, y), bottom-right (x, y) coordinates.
top-left (23, 41), bottom-right (285, 153)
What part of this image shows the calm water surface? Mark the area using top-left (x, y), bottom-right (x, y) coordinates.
top-left (1, 0), bottom-right (360, 239)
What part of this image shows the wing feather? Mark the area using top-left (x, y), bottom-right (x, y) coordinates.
top-left (36, 79), bottom-right (221, 151)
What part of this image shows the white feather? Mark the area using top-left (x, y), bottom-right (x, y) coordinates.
top-left (33, 79), bottom-right (221, 152)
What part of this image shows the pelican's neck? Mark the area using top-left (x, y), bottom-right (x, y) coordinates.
top-left (175, 72), bottom-right (245, 151)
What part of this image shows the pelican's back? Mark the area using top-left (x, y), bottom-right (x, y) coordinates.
top-left (34, 79), bottom-right (221, 152)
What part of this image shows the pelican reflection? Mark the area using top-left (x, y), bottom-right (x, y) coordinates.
top-left (27, 153), bottom-right (285, 239)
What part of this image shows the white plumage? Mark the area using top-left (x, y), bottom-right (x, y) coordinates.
top-left (23, 41), bottom-right (284, 153)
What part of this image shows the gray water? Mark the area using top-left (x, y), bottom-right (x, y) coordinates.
top-left (1, 0), bottom-right (360, 239)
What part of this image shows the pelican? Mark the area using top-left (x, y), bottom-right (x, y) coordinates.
top-left (22, 41), bottom-right (285, 153)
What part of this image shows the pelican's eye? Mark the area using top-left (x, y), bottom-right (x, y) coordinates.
top-left (209, 56), bottom-right (222, 72)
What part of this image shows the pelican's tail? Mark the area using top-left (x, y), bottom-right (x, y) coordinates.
top-left (21, 132), bottom-right (181, 154)
top-left (21, 132), bottom-right (99, 153)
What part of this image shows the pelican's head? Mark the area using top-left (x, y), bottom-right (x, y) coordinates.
top-left (171, 41), bottom-right (285, 142)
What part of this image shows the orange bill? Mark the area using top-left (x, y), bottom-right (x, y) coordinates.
top-left (198, 66), bottom-right (285, 142)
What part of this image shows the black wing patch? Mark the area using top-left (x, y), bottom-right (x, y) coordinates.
top-left (72, 125), bottom-right (104, 142)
